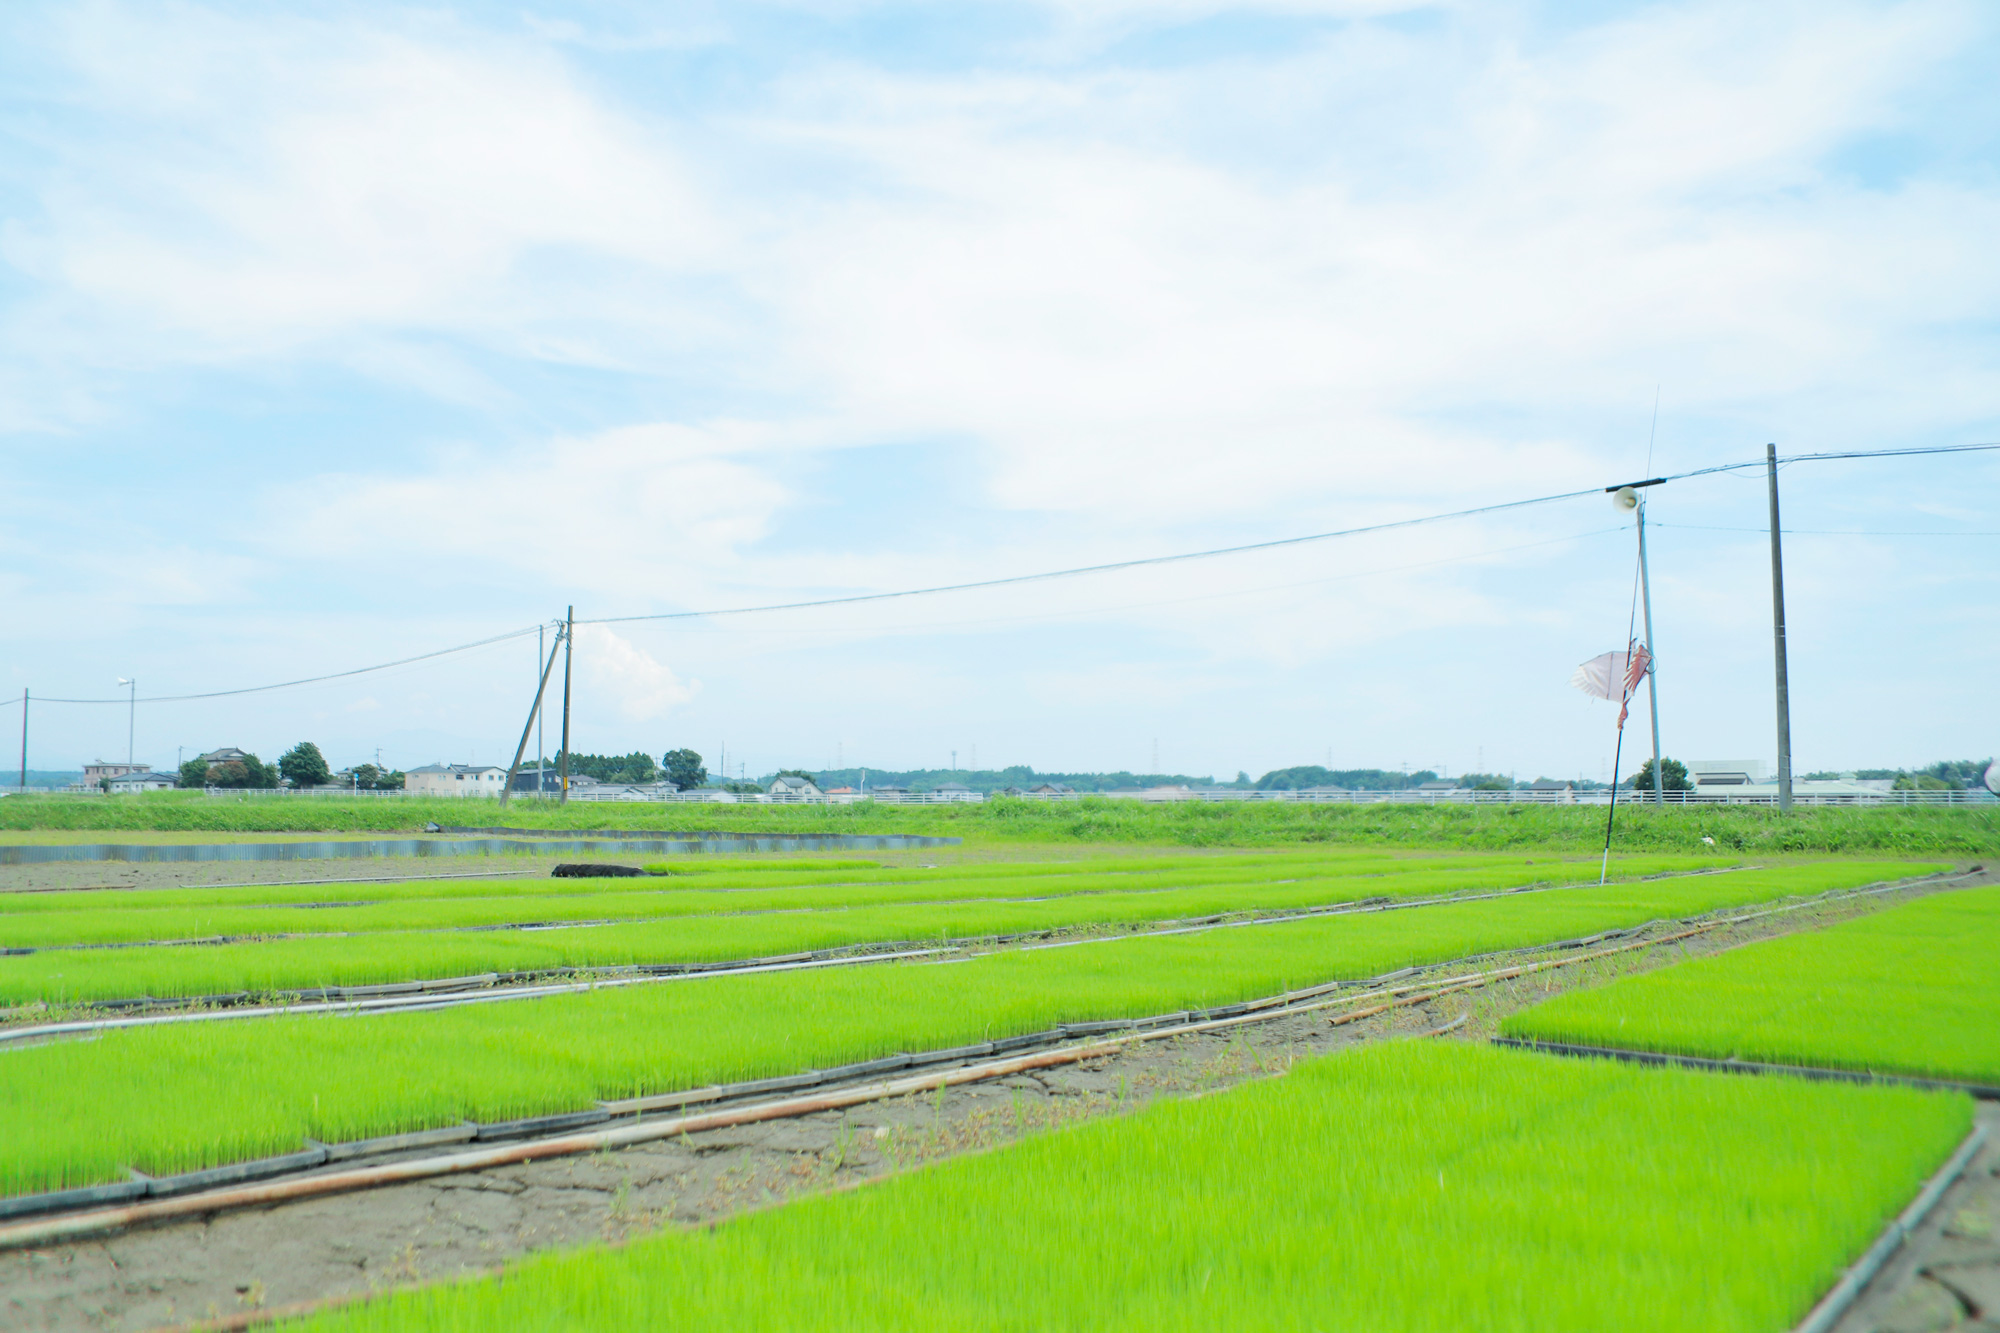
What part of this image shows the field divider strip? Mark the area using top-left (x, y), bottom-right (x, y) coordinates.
top-left (0, 903), bottom-right (1804, 1246)
top-left (1488, 1039), bottom-right (2000, 1099)
top-left (1792, 1123), bottom-right (1989, 1333)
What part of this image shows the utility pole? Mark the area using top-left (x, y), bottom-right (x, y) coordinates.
top-left (501, 623), bottom-right (564, 809)
top-left (537, 624), bottom-right (546, 796)
top-left (559, 606), bottom-right (575, 805)
top-left (118, 678), bottom-right (135, 765)
top-left (1637, 498), bottom-right (1663, 801)
top-left (1766, 445), bottom-right (1794, 811)
top-left (17, 689), bottom-right (25, 790)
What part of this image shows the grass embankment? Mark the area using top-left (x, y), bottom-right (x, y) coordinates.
top-left (1504, 883), bottom-right (2000, 1085)
top-left (284, 1042), bottom-right (1971, 1333)
top-left (1, 789), bottom-right (1994, 855)
top-left (0, 853), bottom-right (1722, 1003)
top-left (0, 861), bottom-right (1934, 1195)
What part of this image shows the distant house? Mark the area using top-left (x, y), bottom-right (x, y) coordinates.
top-left (405, 763), bottom-right (509, 798)
top-left (768, 775), bottom-right (825, 802)
top-left (1523, 780), bottom-right (1575, 804)
top-left (867, 785), bottom-right (910, 802)
top-left (1416, 780), bottom-right (1457, 793)
top-left (570, 781), bottom-right (679, 802)
top-left (932, 782), bottom-right (984, 804)
top-left (195, 748), bottom-right (252, 767)
top-left (508, 767), bottom-right (563, 794)
top-left (106, 770), bottom-right (176, 793)
top-left (82, 761), bottom-right (151, 786)
top-left (1027, 783), bottom-right (1076, 799)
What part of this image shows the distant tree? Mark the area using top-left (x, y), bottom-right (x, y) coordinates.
top-left (1894, 773), bottom-right (1955, 791)
top-left (662, 748), bottom-right (708, 790)
top-left (279, 742), bottom-right (331, 790)
top-left (775, 768), bottom-right (817, 784)
top-left (207, 754), bottom-right (278, 789)
top-left (554, 752), bottom-right (659, 784)
top-left (348, 763), bottom-right (404, 791)
top-left (178, 758), bottom-right (209, 788)
top-left (1626, 757), bottom-right (1691, 791)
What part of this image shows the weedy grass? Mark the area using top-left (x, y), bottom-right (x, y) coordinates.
top-left (0, 853), bottom-right (1714, 950)
top-left (0, 860), bottom-right (1934, 1195)
top-left (3, 789), bottom-right (1995, 855)
top-left (1502, 883), bottom-right (2000, 1084)
top-left (0, 856), bottom-right (1736, 1003)
top-left (280, 1041), bottom-right (1973, 1333)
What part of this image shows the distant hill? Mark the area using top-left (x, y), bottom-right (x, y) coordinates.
top-left (5, 770), bottom-right (85, 790)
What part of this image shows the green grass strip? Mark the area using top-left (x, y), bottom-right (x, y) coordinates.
top-left (283, 1041), bottom-right (1972, 1333)
top-left (1502, 883), bottom-right (2000, 1085)
top-left (0, 854), bottom-right (1716, 948)
top-left (5, 788), bottom-right (1998, 857)
top-left (0, 860), bottom-right (1933, 1197)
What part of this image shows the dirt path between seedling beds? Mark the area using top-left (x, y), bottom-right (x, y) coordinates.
top-left (2, 866), bottom-right (1992, 1333)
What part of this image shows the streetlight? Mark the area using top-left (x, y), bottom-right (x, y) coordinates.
top-left (115, 678), bottom-right (136, 767)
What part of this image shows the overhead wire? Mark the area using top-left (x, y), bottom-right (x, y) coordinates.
top-left (13, 442), bottom-right (1999, 708)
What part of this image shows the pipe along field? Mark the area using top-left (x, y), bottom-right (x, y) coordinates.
top-left (1, 835), bottom-right (1993, 1330)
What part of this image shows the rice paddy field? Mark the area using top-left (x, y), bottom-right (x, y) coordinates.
top-left (0, 849), bottom-right (1735, 1003)
top-left (0, 857), bottom-right (1939, 1197)
top-left (1502, 882), bottom-right (2000, 1085)
top-left (283, 1042), bottom-right (1974, 1333)
top-left (0, 816), bottom-right (1986, 1331)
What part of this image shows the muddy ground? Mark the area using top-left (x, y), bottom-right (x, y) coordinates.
top-left (1, 866), bottom-right (1991, 1331)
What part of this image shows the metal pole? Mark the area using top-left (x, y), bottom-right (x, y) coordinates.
top-left (17, 690), bottom-right (25, 790)
top-left (500, 625), bottom-right (564, 809)
top-left (559, 606), bottom-right (574, 805)
top-left (1637, 500), bottom-right (1663, 801)
top-left (1766, 444), bottom-right (1794, 812)
top-left (127, 679), bottom-right (135, 766)
top-left (537, 625), bottom-right (545, 797)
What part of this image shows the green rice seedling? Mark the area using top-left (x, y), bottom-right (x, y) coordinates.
top-left (0, 853), bottom-right (1727, 948)
top-left (0, 860), bottom-right (1935, 1196)
top-left (0, 858), bottom-right (1896, 1005)
top-left (1502, 884), bottom-right (2000, 1084)
top-left (281, 1042), bottom-right (1972, 1333)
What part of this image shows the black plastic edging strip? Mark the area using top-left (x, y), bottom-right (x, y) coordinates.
top-left (1792, 1123), bottom-right (1988, 1333)
top-left (1490, 1039), bottom-right (2000, 1100)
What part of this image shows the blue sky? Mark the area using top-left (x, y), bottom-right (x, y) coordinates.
top-left (1, 0), bottom-right (1995, 782)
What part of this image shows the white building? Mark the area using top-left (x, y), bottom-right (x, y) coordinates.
top-left (768, 774), bottom-right (825, 802)
top-left (82, 761), bottom-right (151, 786)
top-left (405, 763), bottom-right (509, 798)
top-left (932, 782), bottom-right (984, 803)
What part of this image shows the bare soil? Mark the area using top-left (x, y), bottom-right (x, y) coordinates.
top-left (0, 865), bottom-right (1988, 1332)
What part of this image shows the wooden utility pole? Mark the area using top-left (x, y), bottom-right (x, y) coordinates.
top-left (1766, 445), bottom-right (1794, 811)
top-left (559, 606), bottom-right (575, 805)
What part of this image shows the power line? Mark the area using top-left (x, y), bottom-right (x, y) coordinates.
top-left (29, 625), bottom-right (549, 706)
top-left (581, 486), bottom-right (1611, 626)
top-left (14, 441), bottom-right (1998, 707)
top-left (1659, 524), bottom-right (1999, 537)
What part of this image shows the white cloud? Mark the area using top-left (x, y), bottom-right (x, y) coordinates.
top-left (574, 623), bottom-right (699, 720)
